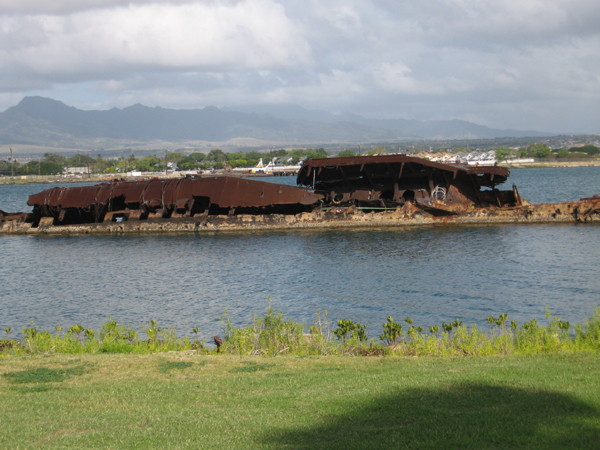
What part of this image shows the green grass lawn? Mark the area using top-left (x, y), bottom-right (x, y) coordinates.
top-left (1, 352), bottom-right (599, 449)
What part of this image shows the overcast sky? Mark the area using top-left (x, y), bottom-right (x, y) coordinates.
top-left (1, 0), bottom-right (599, 133)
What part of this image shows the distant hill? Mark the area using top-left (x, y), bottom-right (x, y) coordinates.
top-left (225, 104), bottom-right (550, 140)
top-left (0, 96), bottom-right (551, 149)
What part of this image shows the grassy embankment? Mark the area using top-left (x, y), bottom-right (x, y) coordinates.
top-left (1, 307), bottom-right (600, 448)
top-left (1, 353), bottom-right (599, 449)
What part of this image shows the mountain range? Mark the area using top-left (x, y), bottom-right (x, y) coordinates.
top-left (0, 96), bottom-right (550, 150)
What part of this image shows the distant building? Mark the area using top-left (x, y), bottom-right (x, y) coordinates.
top-left (64, 167), bottom-right (90, 175)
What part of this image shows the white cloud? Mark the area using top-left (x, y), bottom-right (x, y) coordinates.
top-left (0, 1), bottom-right (310, 77)
top-left (0, 0), bottom-right (599, 133)
top-left (0, 0), bottom-right (208, 15)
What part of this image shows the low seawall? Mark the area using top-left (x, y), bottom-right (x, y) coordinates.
top-left (2, 200), bottom-right (599, 235)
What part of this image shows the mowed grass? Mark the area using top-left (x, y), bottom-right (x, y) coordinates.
top-left (1, 353), bottom-right (599, 449)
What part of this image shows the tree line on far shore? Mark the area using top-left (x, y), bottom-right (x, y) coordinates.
top-left (1, 143), bottom-right (597, 176)
top-left (494, 144), bottom-right (599, 161)
top-left (0, 148), bottom-right (328, 176)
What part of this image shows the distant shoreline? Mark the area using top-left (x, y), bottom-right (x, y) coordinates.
top-left (0, 172), bottom-right (274, 186)
top-left (503, 160), bottom-right (600, 169)
top-left (1, 160), bottom-right (599, 186)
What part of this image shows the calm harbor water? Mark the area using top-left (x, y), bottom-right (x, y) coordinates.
top-left (1, 166), bottom-right (600, 340)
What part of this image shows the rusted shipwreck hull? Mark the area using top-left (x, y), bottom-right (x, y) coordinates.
top-left (25, 176), bottom-right (322, 225)
top-left (297, 154), bottom-right (521, 213)
top-left (1, 155), bottom-right (599, 234)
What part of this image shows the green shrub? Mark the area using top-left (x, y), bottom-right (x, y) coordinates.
top-left (222, 299), bottom-right (307, 356)
top-left (380, 316), bottom-right (402, 345)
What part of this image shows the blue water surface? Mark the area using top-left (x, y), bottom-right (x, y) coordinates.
top-left (1, 167), bottom-right (599, 339)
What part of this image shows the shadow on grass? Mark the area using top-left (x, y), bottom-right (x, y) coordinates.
top-left (2, 363), bottom-right (95, 393)
top-left (261, 383), bottom-right (600, 449)
top-left (158, 361), bottom-right (194, 373)
top-left (2, 363), bottom-right (94, 384)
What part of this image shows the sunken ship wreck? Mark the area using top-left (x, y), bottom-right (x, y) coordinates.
top-left (1, 155), bottom-right (599, 234)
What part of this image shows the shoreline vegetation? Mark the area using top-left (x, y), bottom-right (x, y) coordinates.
top-left (2, 304), bottom-right (599, 358)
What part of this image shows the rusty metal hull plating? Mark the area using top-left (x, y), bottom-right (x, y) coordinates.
top-left (25, 176), bottom-right (323, 226)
